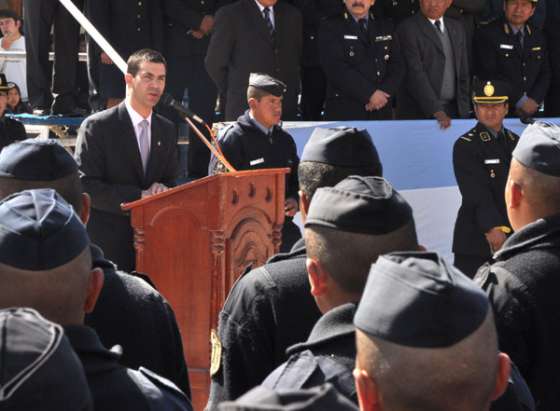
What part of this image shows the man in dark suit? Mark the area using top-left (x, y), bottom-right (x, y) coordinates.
top-left (205, 0), bottom-right (302, 121)
top-left (75, 49), bottom-right (179, 272)
top-left (396, 0), bottom-right (470, 128)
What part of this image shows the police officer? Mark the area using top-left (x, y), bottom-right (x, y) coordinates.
top-left (319, 0), bottom-right (404, 120)
top-left (474, 0), bottom-right (550, 121)
top-left (371, 0), bottom-right (419, 25)
top-left (209, 73), bottom-right (300, 252)
top-left (0, 74), bottom-right (26, 151)
top-left (261, 176), bottom-right (418, 404)
top-left (452, 80), bottom-right (519, 278)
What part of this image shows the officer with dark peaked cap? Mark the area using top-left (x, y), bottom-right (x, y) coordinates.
top-left (261, 176), bottom-right (416, 404)
top-left (474, 0), bottom-right (550, 121)
top-left (0, 74), bottom-right (26, 152)
top-left (218, 383), bottom-right (358, 411)
top-left (318, 1), bottom-right (404, 120)
top-left (0, 189), bottom-right (192, 411)
top-left (209, 73), bottom-right (301, 252)
top-left (0, 307), bottom-right (93, 411)
top-left (0, 139), bottom-right (191, 397)
top-left (205, 127), bottom-right (382, 410)
top-left (452, 80), bottom-right (519, 278)
top-left (354, 252), bottom-right (534, 411)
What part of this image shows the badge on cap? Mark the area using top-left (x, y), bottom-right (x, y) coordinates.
top-left (484, 82), bottom-right (495, 97)
top-left (210, 329), bottom-right (222, 376)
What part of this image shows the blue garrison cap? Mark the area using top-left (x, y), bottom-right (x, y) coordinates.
top-left (0, 189), bottom-right (89, 270)
top-left (249, 73), bottom-right (287, 97)
top-left (355, 252), bottom-right (489, 348)
top-left (0, 138), bottom-right (78, 180)
top-left (305, 176), bottom-right (412, 235)
top-left (301, 127), bottom-right (382, 174)
top-left (0, 307), bottom-right (93, 410)
top-left (218, 384), bottom-right (358, 411)
top-left (512, 122), bottom-right (560, 177)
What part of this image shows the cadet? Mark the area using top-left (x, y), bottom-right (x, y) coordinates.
top-left (205, 127), bottom-right (382, 410)
top-left (0, 74), bottom-right (26, 152)
top-left (0, 189), bottom-right (192, 410)
top-left (452, 80), bottom-right (519, 278)
top-left (209, 73), bottom-right (300, 252)
top-left (474, 0), bottom-right (550, 122)
top-left (353, 252), bottom-right (512, 411)
top-left (262, 176), bottom-right (418, 403)
top-left (318, 0), bottom-right (404, 120)
top-left (0, 307), bottom-right (93, 411)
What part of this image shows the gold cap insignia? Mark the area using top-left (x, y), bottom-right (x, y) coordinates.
top-left (484, 82), bottom-right (495, 97)
top-left (210, 329), bottom-right (222, 376)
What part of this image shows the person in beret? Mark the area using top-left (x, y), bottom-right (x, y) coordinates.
top-left (0, 307), bottom-right (93, 411)
top-left (205, 127), bottom-right (382, 410)
top-left (475, 122), bottom-right (560, 409)
top-left (0, 74), bottom-right (26, 152)
top-left (218, 383), bottom-right (358, 411)
top-left (474, 0), bottom-right (549, 122)
top-left (452, 80), bottom-right (520, 278)
top-left (354, 252), bottom-right (512, 411)
top-left (259, 176), bottom-right (418, 404)
top-left (209, 73), bottom-right (301, 252)
top-left (0, 189), bottom-right (192, 411)
top-left (0, 138), bottom-right (191, 397)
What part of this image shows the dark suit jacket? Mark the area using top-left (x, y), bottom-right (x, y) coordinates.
top-left (396, 13), bottom-right (470, 119)
top-left (205, 0), bottom-right (303, 120)
top-left (74, 103), bottom-right (179, 270)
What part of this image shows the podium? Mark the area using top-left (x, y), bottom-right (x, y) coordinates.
top-left (122, 168), bottom-right (289, 410)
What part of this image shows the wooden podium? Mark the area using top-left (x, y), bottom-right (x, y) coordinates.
top-left (122, 168), bottom-right (289, 410)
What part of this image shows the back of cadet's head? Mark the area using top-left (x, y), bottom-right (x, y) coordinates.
top-left (354, 252), bottom-right (509, 411)
top-left (304, 176), bottom-right (417, 295)
top-left (299, 128), bottom-right (383, 200)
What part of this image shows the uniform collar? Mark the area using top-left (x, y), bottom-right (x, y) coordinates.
top-left (64, 325), bottom-right (122, 374)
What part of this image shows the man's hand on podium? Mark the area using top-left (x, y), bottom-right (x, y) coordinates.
top-left (284, 198), bottom-right (299, 217)
top-left (142, 183), bottom-right (169, 198)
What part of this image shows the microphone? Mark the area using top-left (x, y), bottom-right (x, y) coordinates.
top-left (160, 93), bottom-right (204, 125)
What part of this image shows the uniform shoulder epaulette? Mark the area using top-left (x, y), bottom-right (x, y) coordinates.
top-left (138, 367), bottom-right (187, 396)
top-left (459, 128), bottom-right (476, 142)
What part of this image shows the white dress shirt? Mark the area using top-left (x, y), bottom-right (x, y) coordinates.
top-left (428, 17), bottom-right (445, 33)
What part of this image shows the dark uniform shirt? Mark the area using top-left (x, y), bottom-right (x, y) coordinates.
top-left (206, 239), bottom-right (321, 410)
top-left (474, 20), bottom-right (551, 111)
top-left (452, 123), bottom-right (518, 271)
top-left (262, 303), bottom-right (357, 404)
top-left (318, 12), bottom-right (404, 120)
top-left (64, 325), bottom-right (192, 411)
top-left (0, 115), bottom-right (27, 152)
top-left (85, 244), bottom-right (191, 396)
top-left (475, 214), bottom-right (560, 411)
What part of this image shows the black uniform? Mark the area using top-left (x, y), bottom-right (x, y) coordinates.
top-left (85, 244), bottom-right (191, 397)
top-left (262, 303), bottom-right (357, 404)
top-left (474, 21), bottom-right (551, 114)
top-left (206, 239), bottom-right (322, 409)
top-left (64, 325), bottom-right (192, 411)
top-left (452, 122), bottom-right (519, 278)
top-left (0, 115), bottom-right (27, 151)
top-left (475, 214), bottom-right (560, 411)
top-left (371, 0), bottom-right (419, 26)
top-left (319, 12), bottom-right (404, 120)
top-left (209, 110), bottom-right (301, 251)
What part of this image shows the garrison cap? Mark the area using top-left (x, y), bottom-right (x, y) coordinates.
top-left (0, 138), bottom-right (78, 180)
top-left (218, 384), bottom-right (358, 411)
top-left (472, 79), bottom-right (510, 104)
top-left (248, 73), bottom-right (286, 97)
top-left (301, 127), bottom-right (382, 173)
top-left (0, 73), bottom-right (14, 92)
top-left (0, 307), bottom-right (93, 410)
top-left (305, 176), bottom-right (412, 235)
top-left (354, 252), bottom-right (489, 348)
top-left (0, 189), bottom-right (89, 271)
top-left (512, 122), bottom-right (560, 177)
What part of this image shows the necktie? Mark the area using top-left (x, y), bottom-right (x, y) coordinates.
top-left (263, 7), bottom-right (275, 38)
top-left (516, 30), bottom-right (524, 49)
top-left (358, 18), bottom-right (368, 35)
top-left (138, 119), bottom-right (150, 173)
top-left (434, 20), bottom-right (442, 34)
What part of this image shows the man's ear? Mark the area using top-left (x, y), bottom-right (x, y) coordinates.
top-left (248, 97), bottom-right (257, 110)
top-left (299, 190), bottom-right (310, 222)
top-left (84, 267), bottom-right (104, 314)
top-left (306, 257), bottom-right (328, 297)
top-left (509, 181), bottom-right (523, 209)
top-left (80, 193), bottom-right (91, 225)
top-left (491, 352), bottom-right (512, 401)
top-left (124, 72), bottom-right (134, 87)
top-left (354, 367), bottom-right (381, 411)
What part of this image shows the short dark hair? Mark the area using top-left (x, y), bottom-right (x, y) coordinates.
top-left (298, 161), bottom-right (382, 200)
top-left (0, 174), bottom-right (84, 214)
top-left (127, 49), bottom-right (167, 77)
top-left (247, 86), bottom-right (270, 102)
top-left (0, 9), bottom-right (19, 21)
